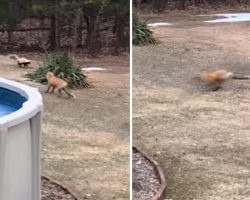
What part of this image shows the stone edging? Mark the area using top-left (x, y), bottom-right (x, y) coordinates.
top-left (42, 176), bottom-right (78, 200)
top-left (133, 146), bottom-right (166, 200)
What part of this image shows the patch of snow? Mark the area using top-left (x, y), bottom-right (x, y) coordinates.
top-left (147, 22), bottom-right (173, 27)
top-left (82, 67), bottom-right (107, 72)
top-left (203, 13), bottom-right (250, 23)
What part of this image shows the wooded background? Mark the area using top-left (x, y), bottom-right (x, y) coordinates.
top-left (134, 0), bottom-right (250, 11)
top-left (0, 0), bottom-right (129, 56)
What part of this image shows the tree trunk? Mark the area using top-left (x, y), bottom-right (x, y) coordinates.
top-left (55, 13), bottom-right (60, 50)
top-left (180, 0), bottom-right (188, 9)
top-left (74, 9), bottom-right (83, 51)
top-left (84, 15), bottom-right (100, 55)
top-left (49, 16), bottom-right (56, 50)
top-left (134, 0), bottom-right (142, 9)
top-left (113, 15), bottom-right (129, 55)
top-left (7, 30), bottom-right (13, 44)
top-left (49, 1), bottom-right (60, 51)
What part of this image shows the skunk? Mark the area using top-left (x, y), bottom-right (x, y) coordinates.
top-left (8, 54), bottom-right (31, 68)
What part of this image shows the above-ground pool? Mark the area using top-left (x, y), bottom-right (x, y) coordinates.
top-left (0, 87), bottom-right (26, 117)
top-left (0, 78), bottom-right (43, 200)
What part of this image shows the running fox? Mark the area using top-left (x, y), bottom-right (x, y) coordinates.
top-left (46, 72), bottom-right (76, 99)
top-left (199, 70), bottom-right (249, 90)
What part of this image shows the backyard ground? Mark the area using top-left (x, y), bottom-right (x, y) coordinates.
top-left (133, 12), bottom-right (250, 200)
top-left (0, 54), bottom-right (129, 200)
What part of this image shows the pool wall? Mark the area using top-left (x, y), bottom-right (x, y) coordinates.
top-left (0, 78), bottom-right (43, 200)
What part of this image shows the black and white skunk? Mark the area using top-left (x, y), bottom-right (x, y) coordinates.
top-left (8, 54), bottom-right (31, 68)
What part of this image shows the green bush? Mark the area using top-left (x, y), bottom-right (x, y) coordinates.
top-left (133, 11), bottom-right (158, 45)
top-left (26, 52), bottom-right (92, 88)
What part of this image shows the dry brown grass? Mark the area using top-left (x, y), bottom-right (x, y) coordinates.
top-left (133, 13), bottom-right (250, 200)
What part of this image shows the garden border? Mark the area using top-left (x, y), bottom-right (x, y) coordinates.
top-left (42, 176), bottom-right (78, 200)
top-left (133, 146), bottom-right (166, 200)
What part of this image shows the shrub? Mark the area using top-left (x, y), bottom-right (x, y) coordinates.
top-left (133, 11), bottom-right (158, 45)
top-left (26, 52), bottom-right (92, 88)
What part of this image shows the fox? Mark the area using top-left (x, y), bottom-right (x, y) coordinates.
top-left (199, 70), bottom-right (249, 91)
top-left (45, 72), bottom-right (76, 99)
top-left (8, 54), bottom-right (31, 68)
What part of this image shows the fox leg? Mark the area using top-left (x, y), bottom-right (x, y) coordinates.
top-left (62, 88), bottom-right (75, 98)
top-left (212, 85), bottom-right (221, 91)
top-left (45, 85), bottom-right (52, 93)
top-left (57, 89), bottom-right (62, 97)
top-left (50, 86), bottom-right (55, 93)
top-left (212, 81), bottom-right (223, 91)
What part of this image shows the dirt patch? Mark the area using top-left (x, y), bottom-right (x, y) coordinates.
top-left (0, 54), bottom-right (129, 200)
top-left (133, 12), bottom-right (250, 200)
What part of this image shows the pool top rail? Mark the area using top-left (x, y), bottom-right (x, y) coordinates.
top-left (0, 77), bottom-right (43, 130)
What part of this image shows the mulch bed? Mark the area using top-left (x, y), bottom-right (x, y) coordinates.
top-left (133, 147), bottom-right (164, 200)
top-left (42, 176), bottom-right (77, 200)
